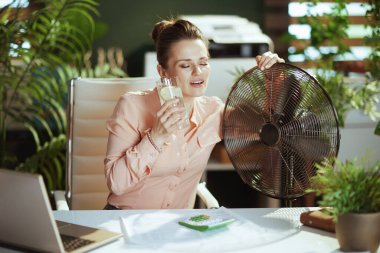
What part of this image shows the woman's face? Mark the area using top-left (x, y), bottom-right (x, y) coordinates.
top-left (160, 39), bottom-right (210, 98)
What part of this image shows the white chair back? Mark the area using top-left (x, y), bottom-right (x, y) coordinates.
top-left (66, 77), bottom-right (155, 209)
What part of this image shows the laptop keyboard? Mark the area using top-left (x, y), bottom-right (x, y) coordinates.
top-left (60, 234), bottom-right (95, 252)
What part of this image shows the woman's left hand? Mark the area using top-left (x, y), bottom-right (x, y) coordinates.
top-left (256, 52), bottom-right (285, 71)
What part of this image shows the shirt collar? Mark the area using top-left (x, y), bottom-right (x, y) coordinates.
top-left (189, 97), bottom-right (202, 127)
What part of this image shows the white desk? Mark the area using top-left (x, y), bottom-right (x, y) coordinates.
top-left (52, 208), bottom-right (344, 253)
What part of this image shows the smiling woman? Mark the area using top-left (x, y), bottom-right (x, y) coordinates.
top-left (159, 39), bottom-right (210, 100)
top-left (153, 20), bottom-right (211, 105)
top-left (103, 18), bottom-right (284, 210)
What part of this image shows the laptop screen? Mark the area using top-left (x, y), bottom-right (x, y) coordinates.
top-left (0, 169), bottom-right (66, 252)
top-left (0, 169), bottom-right (121, 253)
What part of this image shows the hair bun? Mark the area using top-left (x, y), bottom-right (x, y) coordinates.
top-left (151, 20), bottom-right (173, 44)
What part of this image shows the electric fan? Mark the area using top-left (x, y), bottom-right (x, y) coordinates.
top-left (223, 63), bottom-right (340, 202)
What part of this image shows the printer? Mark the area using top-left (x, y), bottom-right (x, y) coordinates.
top-left (181, 15), bottom-right (273, 57)
top-left (144, 15), bottom-right (274, 101)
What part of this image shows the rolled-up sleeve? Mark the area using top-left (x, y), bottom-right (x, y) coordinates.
top-left (104, 94), bottom-right (159, 196)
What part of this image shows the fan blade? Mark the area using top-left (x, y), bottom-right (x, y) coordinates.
top-left (226, 93), bottom-right (263, 115)
top-left (256, 147), bottom-right (283, 198)
top-left (276, 75), bottom-right (302, 124)
top-left (258, 67), bottom-right (303, 124)
top-left (277, 145), bottom-right (316, 198)
top-left (281, 112), bottom-right (331, 162)
top-left (230, 143), bottom-right (284, 198)
top-left (223, 101), bottom-right (265, 136)
top-left (279, 111), bottom-right (334, 197)
top-left (283, 135), bottom-right (330, 163)
top-left (227, 71), bottom-right (272, 122)
top-left (233, 144), bottom-right (271, 184)
top-left (224, 137), bottom-right (261, 163)
top-left (239, 69), bottom-right (267, 103)
top-left (242, 145), bottom-right (311, 199)
top-left (236, 143), bottom-right (313, 199)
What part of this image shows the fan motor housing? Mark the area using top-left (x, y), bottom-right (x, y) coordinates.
top-left (260, 122), bottom-right (280, 146)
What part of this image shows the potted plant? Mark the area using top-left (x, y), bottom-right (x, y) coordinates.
top-left (308, 155), bottom-right (380, 252)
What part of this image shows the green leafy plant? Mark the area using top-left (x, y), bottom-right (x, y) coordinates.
top-left (364, 0), bottom-right (380, 135)
top-left (375, 121), bottom-right (380, 136)
top-left (0, 0), bottom-right (98, 190)
top-left (308, 155), bottom-right (380, 221)
top-left (284, 0), bottom-right (380, 127)
top-left (81, 47), bottom-right (128, 78)
top-left (1, 1), bottom-right (129, 192)
top-left (17, 134), bottom-right (67, 190)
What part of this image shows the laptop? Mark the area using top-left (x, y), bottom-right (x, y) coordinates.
top-left (0, 169), bottom-right (122, 252)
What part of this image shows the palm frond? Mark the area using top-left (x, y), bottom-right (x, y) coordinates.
top-left (16, 134), bottom-right (66, 191)
top-left (1, 0), bottom-right (98, 188)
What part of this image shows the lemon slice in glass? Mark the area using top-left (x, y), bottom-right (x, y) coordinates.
top-left (159, 86), bottom-right (182, 101)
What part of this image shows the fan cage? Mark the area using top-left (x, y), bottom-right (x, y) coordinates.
top-left (222, 63), bottom-right (340, 200)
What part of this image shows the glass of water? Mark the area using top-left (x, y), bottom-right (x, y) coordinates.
top-left (156, 77), bottom-right (189, 130)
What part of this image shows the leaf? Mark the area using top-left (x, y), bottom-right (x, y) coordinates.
top-left (16, 134), bottom-right (66, 191)
top-left (1, 0), bottom-right (98, 186)
top-left (309, 154), bottom-right (380, 219)
top-left (375, 121), bottom-right (380, 136)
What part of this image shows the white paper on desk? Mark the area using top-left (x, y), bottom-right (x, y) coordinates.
top-left (120, 207), bottom-right (300, 252)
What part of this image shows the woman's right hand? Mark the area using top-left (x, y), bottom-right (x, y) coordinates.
top-left (149, 99), bottom-right (187, 147)
top-left (256, 52), bottom-right (285, 70)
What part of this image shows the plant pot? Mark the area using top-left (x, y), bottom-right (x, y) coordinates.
top-left (336, 212), bottom-right (380, 253)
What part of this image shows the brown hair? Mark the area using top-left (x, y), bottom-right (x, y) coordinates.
top-left (151, 18), bottom-right (208, 69)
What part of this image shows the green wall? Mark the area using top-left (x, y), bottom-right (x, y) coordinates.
top-left (94, 0), bottom-right (264, 76)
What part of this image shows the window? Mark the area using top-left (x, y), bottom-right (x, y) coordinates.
top-left (0, 0), bottom-right (29, 8)
top-left (288, 1), bottom-right (372, 65)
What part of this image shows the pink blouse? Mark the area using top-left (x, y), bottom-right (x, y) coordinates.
top-left (104, 88), bottom-right (224, 209)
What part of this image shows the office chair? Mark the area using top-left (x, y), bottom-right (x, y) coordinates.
top-left (54, 77), bottom-right (219, 210)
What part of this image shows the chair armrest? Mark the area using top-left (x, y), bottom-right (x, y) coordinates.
top-left (196, 182), bottom-right (220, 209)
top-left (53, 190), bottom-right (70, 211)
